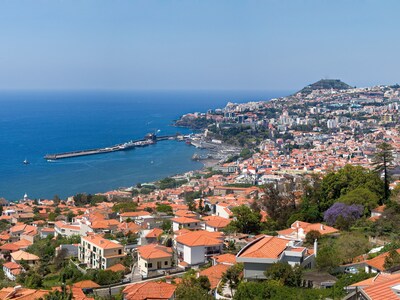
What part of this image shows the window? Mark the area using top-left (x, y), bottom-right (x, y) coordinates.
top-left (164, 261), bottom-right (168, 265)
top-left (145, 263), bottom-right (147, 267)
top-left (148, 263), bottom-right (153, 268)
top-left (118, 249), bottom-right (122, 255)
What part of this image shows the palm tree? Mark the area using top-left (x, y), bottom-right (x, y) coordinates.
top-left (373, 142), bottom-right (394, 202)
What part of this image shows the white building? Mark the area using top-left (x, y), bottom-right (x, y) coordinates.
top-left (78, 235), bottom-right (126, 269)
top-left (175, 230), bottom-right (224, 266)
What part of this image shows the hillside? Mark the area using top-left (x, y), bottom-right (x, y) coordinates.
top-left (298, 79), bottom-right (352, 95)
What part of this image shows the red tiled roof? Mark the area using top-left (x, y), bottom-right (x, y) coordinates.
top-left (199, 264), bottom-right (230, 289)
top-left (137, 244), bottom-right (172, 260)
top-left (237, 235), bottom-right (289, 259)
top-left (123, 281), bottom-right (176, 300)
top-left (175, 230), bottom-right (223, 247)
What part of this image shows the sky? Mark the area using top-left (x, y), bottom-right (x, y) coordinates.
top-left (0, 0), bottom-right (399, 91)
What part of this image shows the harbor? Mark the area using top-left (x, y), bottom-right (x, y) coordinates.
top-left (44, 134), bottom-right (177, 160)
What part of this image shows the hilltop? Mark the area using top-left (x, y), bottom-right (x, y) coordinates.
top-left (297, 79), bottom-right (353, 95)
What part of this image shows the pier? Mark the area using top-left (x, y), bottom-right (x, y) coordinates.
top-left (44, 134), bottom-right (177, 160)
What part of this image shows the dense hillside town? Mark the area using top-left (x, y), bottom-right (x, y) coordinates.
top-left (0, 80), bottom-right (400, 299)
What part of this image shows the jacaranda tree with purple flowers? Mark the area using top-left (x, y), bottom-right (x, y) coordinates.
top-left (324, 202), bottom-right (363, 230)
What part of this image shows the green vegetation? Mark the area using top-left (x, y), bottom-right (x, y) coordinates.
top-left (156, 203), bottom-right (173, 215)
top-left (373, 142), bottom-right (395, 202)
top-left (234, 280), bottom-right (331, 300)
top-left (298, 79), bottom-right (352, 95)
top-left (73, 193), bottom-right (108, 206)
top-left (112, 201), bottom-right (138, 213)
top-left (264, 262), bottom-right (302, 287)
top-left (225, 205), bottom-right (262, 234)
top-left (158, 177), bottom-right (188, 190)
top-left (175, 270), bottom-right (213, 300)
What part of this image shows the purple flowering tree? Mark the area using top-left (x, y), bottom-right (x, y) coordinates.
top-left (324, 202), bottom-right (364, 227)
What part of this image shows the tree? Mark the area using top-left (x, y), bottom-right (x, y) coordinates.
top-left (262, 184), bottom-right (296, 229)
top-left (373, 142), bottom-right (394, 203)
top-left (161, 219), bottom-right (172, 233)
top-left (320, 165), bottom-right (384, 211)
top-left (336, 232), bottom-right (370, 264)
top-left (384, 249), bottom-right (400, 270)
top-left (53, 195), bottom-right (61, 205)
top-left (175, 276), bottom-right (213, 300)
top-left (323, 202), bottom-right (363, 230)
top-left (44, 285), bottom-right (73, 300)
top-left (156, 204), bottom-right (173, 215)
top-left (316, 242), bottom-right (341, 272)
top-left (264, 262), bottom-right (302, 287)
top-left (305, 230), bottom-right (321, 245)
top-left (338, 187), bottom-right (379, 215)
top-left (223, 263), bottom-right (243, 296)
top-left (226, 205), bottom-right (261, 234)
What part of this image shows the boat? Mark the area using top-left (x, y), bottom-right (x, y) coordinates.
top-left (23, 158), bottom-right (30, 165)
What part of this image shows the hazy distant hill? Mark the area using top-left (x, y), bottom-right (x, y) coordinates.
top-left (298, 79), bottom-right (352, 95)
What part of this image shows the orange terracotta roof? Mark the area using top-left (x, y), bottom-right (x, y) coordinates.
top-left (106, 263), bottom-right (126, 273)
top-left (120, 211), bottom-right (151, 217)
top-left (123, 281), bottom-right (176, 300)
top-left (237, 236), bottom-right (289, 259)
top-left (171, 217), bottom-right (199, 224)
top-left (11, 250), bottom-right (40, 261)
top-left (199, 264), bottom-right (230, 289)
top-left (365, 249), bottom-right (400, 271)
top-left (137, 244), bottom-right (172, 260)
top-left (213, 253), bottom-right (236, 265)
top-left (3, 261), bottom-right (22, 270)
top-left (203, 216), bottom-right (230, 229)
top-left (0, 287), bottom-right (50, 300)
top-left (362, 275), bottom-right (400, 300)
top-left (175, 230), bottom-right (223, 247)
top-left (82, 235), bottom-right (123, 250)
top-left (0, 243), bottom-right (20, 251)
top-left (145, 228), bottom-right (163, 239)
top-left (73, 280), bottom-right (100, 289)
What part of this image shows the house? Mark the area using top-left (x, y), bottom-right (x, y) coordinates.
top-left (9, 224), bottom-right (37, 242)
top-left (137, 244), bottom-right (173, 277)
top-left (214, 203), bottom-right (233, 219)
top-left (0, 286), bottom-right (50, 299)
top-left (171, 217), bottom-right (202, 232)
top-left (175, 230), bottom-right (224, 266)
top-left (198, 264), bottom-right (230, 290)
top-left (90, 219), bottom-right (120, 234)
top-left (212, 253), bottom-right (236, 266)
top-left (119, 211), bottom-right (152, 223)
top-left (3, 262), bottom-right (23, 281)
top-left (202, 216), bottom-right (230, 232)
top-left (236, 235), bottom-right (315, 280)
top-left (141, 228), bottom-right (163, 245)
top-left (39, 227), bottom-right (55, 239)
top-left (79, 235), bottom-right (125, 269)
top-left (277, 221), bottom-right (339, 241)
top-left (54, 221), bottom-right (82, 237)
top-left (11, 250), bottom-right (40, 265)
top-left (364, 249), bottom-right (400, 273)
top-left (123, 281), bottom-right (176, 300)
top-left (344, 273), bottom-right (400, 300)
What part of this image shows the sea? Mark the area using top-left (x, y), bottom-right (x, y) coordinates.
top-left (0, 90), bottom-right (289, 201)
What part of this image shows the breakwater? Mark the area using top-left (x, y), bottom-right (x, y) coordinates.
top-left (44, 134), bottom-right (177, 160)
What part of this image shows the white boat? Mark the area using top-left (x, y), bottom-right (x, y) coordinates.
top-left (23, 158), bottom-right (30, 165)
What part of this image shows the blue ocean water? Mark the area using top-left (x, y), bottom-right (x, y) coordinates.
top-left (0, 90), bottom-right (289, 200)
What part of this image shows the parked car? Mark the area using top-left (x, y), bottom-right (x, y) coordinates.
top-left (344, 267), bottom-right (359, 274)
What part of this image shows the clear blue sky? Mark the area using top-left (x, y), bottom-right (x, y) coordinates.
top-left (0, 0), bottom-right (399, 90)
